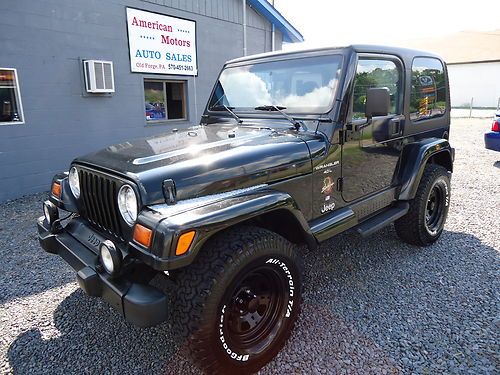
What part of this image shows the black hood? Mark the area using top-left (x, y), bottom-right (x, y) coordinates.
top-left (74, 123), bottom-right (314, 205)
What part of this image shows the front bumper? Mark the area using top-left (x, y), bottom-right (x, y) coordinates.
top-left (37, 217), bottom-right (168, 327)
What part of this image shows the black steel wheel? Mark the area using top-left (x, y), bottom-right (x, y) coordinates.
top-left (425, 183), bottom-right (446, 235)
top-left (395, 164), bottom-right (451, 246)
top-left (172, 226), bottom-right (303, 375)
top-left (223, 264), bottom-right (289, 358)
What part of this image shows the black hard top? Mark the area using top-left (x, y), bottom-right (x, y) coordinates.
top-left (227, 44), bottom-right (444, 65)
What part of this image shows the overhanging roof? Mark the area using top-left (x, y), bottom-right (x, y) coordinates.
top-left (248, 0), bottom-right (304, 43)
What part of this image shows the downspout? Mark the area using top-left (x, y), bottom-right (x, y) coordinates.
top-left (270, 0), bottom-right (275, 51)
top-left (242, 0), bottom-right (247, 56)
top-left (271, 24), bottom-right (275, 51)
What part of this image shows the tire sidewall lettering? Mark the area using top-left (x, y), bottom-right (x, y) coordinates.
top-left (265, 257), bottom-right (295, 318)
top-left (218, 304), bottom-right (250, 362)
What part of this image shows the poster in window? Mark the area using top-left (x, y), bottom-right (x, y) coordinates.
top-left (126, 8), bottom-right (197, 76)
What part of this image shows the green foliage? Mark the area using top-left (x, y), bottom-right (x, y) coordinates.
top-left (353, 67), bottom-right (399, 117)
top-left (145, 88), bottom-right (164, 104)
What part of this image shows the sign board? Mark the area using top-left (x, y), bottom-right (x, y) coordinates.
top-left (126, 8), bottom-right (197, 75)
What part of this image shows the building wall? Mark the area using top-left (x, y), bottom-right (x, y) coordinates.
top-left (447, 62), bottom-right (500, 108)
top-left (0, 0), bottom-right (283, 202)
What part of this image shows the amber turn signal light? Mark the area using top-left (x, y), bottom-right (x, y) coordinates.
top-left (175, 231), bottom-right (196, 256)
top-left (133, 224), bottom-right (153, 248)
top-left (51, 182), bottom-right (61, 198)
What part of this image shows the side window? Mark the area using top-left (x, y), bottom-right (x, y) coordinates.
top-left (0, 68), bottom-right (24, 125)
top-left (410, 57), bottom-right (447, 121)
top-left (144, 79), bottom-right (187, 123)
top-left (352, 59), bottom-right (401, 119)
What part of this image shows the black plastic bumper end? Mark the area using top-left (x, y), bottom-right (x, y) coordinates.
top-left (38, 218), bottom-right (168, 328)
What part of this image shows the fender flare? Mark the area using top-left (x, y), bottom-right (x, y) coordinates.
top-left (150, 188), bottom-right (316, 270)
top-left (397, 138), bottom-right (454, 201)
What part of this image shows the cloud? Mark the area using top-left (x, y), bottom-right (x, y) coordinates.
top-left (279, 79), bottom-right (338, 110)
top-left (220, 70), bottom-right (272, 107)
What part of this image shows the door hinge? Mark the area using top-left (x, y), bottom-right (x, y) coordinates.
top-left (337, 177), bottom-right (344, 192)
top-left (338, 129), bottom-right (345, 145)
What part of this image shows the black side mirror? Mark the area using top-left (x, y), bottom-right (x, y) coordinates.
top-left (365, 87), bottom-right (390, 118)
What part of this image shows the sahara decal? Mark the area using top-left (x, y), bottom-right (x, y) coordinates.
top-left (321, 176), bottom-right (335, 195)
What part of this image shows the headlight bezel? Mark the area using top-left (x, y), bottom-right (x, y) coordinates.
top-left (117, 184), bottom-right (139, 226)
top-left (68, 167), bottom-right (80, 199)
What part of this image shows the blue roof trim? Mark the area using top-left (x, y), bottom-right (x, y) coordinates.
top-left (248, 0), bottom-right (304, 43)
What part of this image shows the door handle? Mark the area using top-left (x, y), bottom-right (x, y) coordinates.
top-left (389, 118), bottom-right (402, 135)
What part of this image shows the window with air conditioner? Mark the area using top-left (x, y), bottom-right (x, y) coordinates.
top-left (83, 60), bottom-right (115, 93)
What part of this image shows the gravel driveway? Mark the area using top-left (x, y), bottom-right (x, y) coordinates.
top-left (1, 118), bottom-right (499, 374)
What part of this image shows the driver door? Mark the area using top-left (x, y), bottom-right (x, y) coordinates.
top-left (341, 56), bottom-right (405, 202)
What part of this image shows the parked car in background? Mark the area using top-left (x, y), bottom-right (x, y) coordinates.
top-left (145, 102), bottom-right (166, 120)
top-left (485, 113), bottom-right (500, 151)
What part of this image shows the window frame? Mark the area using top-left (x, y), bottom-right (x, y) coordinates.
top-left (143, 78), bottom-right (188, 124)
top-left (350, 54), bottom-right (405, 121)
top-left (409, 56), bottom-right (448, 124)
top-left (0, 68), bottom-right (25, 126)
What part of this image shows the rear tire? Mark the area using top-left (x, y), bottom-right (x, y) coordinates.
top-left (395, 164), bottom-right (451, 246)
top-left (172, 226), bottom-right (303, 374)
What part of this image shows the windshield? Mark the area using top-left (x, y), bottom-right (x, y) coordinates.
top-left (208, 54), bottom-right (343, 114)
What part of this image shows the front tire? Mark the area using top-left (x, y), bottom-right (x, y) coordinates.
top-left (172, 226), bottom-right (303, 374)
top-left (395, 164), bottom-right (451, 246)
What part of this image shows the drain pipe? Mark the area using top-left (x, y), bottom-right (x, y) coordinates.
top-left (271, 0), bottom-right (275, 51)
top-left (242, 0), bottom-right (247, 56)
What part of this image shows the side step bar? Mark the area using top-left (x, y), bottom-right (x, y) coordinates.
top-left (356, 202), bottom-right (409, 237)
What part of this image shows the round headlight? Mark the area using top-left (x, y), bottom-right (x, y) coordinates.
top-left (68, 167), bottom-right (80, 198)
top-left (118, 184), bottom-right (138, 226)
top-left (99, 240), bottom-right (122, 275)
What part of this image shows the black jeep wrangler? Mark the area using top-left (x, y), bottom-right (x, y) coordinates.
top-left (38, 45), bottom-right (453, 374)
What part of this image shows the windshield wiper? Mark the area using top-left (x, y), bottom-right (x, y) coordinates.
top-left (211, 104), bottom-right (243, 124)
top-left (254, 105), bottom-right (302, 130)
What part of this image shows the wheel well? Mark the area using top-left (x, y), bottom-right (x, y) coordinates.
top-left (428, 151), bottom-right (453, 172)
top-left (239, 209), bottom-right (314, 249)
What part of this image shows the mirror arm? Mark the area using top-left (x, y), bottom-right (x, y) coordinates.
top-left (346, 117), bottom-right (372, 132)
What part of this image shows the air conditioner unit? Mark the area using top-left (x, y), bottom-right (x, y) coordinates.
top-left (83, 60), bottom-right (115, 93)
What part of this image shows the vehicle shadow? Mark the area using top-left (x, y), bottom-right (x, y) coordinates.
top-left (7, 227), bottom-right (499, 374)
top-left (6, 286), bottom-right (200, 375)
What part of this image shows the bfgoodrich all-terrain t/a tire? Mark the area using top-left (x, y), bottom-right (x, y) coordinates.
top-left (395, 164), bottom-right (451, 246)
top-left (172, 226), bottom-right (304, 375)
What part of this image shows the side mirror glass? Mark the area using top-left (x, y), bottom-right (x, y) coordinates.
top-left (365, 87), bottom-right (390, 118)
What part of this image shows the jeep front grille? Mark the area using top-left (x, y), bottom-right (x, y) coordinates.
top-left (78, 168), bottom-right (124, 239)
